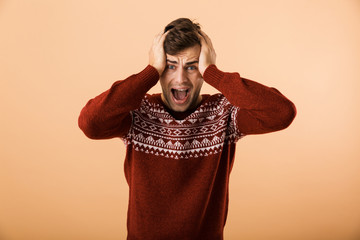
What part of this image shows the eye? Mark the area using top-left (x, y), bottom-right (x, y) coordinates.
top-left (168, 65), bottom-right (176, 70)
top-left (186, 66), bottom-right (197, 71)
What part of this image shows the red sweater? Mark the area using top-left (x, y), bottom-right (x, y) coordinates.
top-left (78, 65), bottom-right (296, 240)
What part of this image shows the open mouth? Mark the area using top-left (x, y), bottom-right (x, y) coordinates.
top-left (171, 88), bottom-right (190, 103)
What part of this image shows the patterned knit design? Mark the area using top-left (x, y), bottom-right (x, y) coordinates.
top-left (123, 94), bottom-right (244, 159)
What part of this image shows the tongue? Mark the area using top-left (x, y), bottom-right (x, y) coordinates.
top-left (174, 90), bottom-right (187, 100)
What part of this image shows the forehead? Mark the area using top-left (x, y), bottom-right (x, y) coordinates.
top-left (166, 45), bottom-right (201, 62)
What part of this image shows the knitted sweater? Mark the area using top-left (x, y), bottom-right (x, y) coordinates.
top-left (78, 65), bottom-right (296, 240)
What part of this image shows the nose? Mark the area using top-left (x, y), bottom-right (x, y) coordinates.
top-left (174, 67), bottom-right (188, 84)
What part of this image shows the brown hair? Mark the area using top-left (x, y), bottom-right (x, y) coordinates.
top-left (163, 18), bottom-right (201, 55)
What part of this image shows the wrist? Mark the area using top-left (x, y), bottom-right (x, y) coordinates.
top-left (200, 64), bottom-right (212, 76)
top-left (199, 65), bottom-right (207, 76)
top-left (203, 64), bottom-right (222, 83)
top-left (149, 63), bottom-right (164, 76)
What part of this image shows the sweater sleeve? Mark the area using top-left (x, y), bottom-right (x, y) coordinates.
top-left (203, 65), bottom-right (296, 135)
top-left (78, 65), bottom-right (159, 139)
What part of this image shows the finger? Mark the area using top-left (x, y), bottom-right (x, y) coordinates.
top-left (154, 30), bottom-right (165, 40)
top-left (199, 30), bottom-right (213, 49)
top-left (198, 31), bottom-right (210, 49)
top-left (197, 31), bottom-right (207, 45)
top-left (198, 34), bottom-right (209, 51)
top-left (159, 30), bottom-right (169, 43)
top-left (153, 32), bottom-right (162, 44)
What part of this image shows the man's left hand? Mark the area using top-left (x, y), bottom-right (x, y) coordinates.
top-left (198, 30), bottom-right (217, 76)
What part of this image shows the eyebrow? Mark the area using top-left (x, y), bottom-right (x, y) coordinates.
top-left (166, 60), bottom-right (199, 65)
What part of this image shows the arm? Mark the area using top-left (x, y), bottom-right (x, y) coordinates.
top-left (78, 66), bottom-right (159, 139)
top-left (204, 65), bottom-right (296, 134)
top-left (78, 31), bottom-right (168, 139)
top-left (198, 31), bottom-right (296, 135)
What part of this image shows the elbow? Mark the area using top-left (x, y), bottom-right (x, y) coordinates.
top-left (275, 99), bottom-right (297, 131)
top-left (78, 112), bottom-right (102, 140)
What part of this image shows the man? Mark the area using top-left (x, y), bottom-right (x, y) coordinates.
top-left (78, 18), bottom-right (296, 240)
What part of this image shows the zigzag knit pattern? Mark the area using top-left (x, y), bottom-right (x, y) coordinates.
top-left (123, 93), bottom-right (244, 159)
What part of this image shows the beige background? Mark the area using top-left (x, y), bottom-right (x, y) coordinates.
top-left (1, 0), bottom-right (360, 239)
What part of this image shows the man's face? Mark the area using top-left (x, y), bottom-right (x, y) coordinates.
top-left (160, 44), bottom-right (203, 112)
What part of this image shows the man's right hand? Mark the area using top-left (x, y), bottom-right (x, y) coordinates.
top-left (149, 31), bottom-right (169, 76)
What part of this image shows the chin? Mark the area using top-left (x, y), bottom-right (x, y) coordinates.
top-left (162, 92), bottom-right (198, 112)
top-left (169, 104), bottom-right (189, 112)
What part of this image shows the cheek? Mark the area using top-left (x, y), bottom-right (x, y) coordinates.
top-left (191, 75), bottom-right (204, 89)
top-left (195, 81), bottom-right (204, 92)
top-left (159, 75), bottom-right (170, 88)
